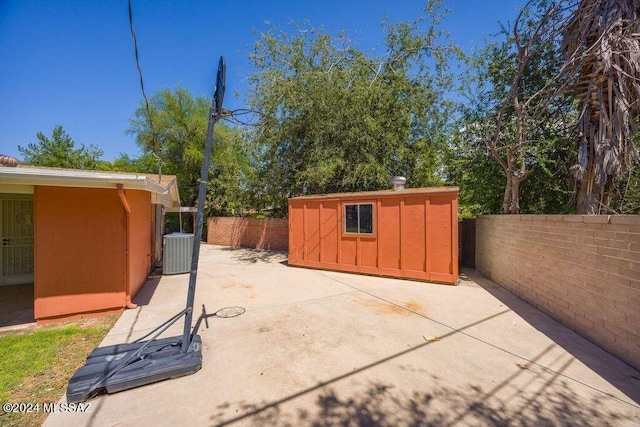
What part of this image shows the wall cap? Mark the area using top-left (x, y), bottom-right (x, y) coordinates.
top-left (477, 214), bottom-right (638, 225)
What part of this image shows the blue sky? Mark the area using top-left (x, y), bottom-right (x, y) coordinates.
top-left (0, 1), bottom-right (522, 162)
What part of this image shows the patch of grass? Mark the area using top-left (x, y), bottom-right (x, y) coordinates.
top-left (0, 315), bottom-right (118, 427)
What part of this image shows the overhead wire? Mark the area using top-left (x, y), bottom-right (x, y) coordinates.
top-left (127, 0), bottom-right (162, 180)
top-left (127, 0), bottom-right (266, 176)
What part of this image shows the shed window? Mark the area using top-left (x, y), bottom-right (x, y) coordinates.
top-left (344, 203), bottom-right (373, 234)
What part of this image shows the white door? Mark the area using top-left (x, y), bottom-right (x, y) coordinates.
top-left (0, 195), bottom-right (34, 285)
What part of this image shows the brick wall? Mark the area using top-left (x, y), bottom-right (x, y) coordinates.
top-left (207, 217), bottom-right (288, 251)
top-left (476, 215), bottom-right (640, 371)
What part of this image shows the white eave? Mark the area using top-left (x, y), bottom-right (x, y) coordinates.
top-left (0, 167), bottom-right (180, 207)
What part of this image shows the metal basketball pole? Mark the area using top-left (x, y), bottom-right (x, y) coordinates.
top-left (182, 56), bottom-right (226, 352)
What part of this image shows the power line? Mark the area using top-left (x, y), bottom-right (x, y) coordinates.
top-left (127, 0), bottom-right (162, 179)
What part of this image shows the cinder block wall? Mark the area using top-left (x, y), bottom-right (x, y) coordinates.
top-left (207, 217), bottom-right (288, 251)
top-left (476, 215), bottom-right (640, 371)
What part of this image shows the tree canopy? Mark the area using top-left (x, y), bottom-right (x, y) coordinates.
top-left (127, 87), bottom-right (254, 215)
top-left (14, 0), bottom-right (640, 217)
top-left (18, 125), bottom-right (104, 169)
top-left (449, 0), bottom-right (640, 215)
top-left (246, 2), bottom-right (459, 214)
top-left (450, 0), bottom-right (576, 215)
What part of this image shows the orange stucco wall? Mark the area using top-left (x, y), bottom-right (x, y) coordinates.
top-left (127, 190), bottom-right (153, 298)
top-left (34, 186), bottom-right (153, 321)
top-left (288, 189), bottom-right (459, 284)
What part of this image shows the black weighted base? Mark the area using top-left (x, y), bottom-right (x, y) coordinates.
top-left (66, 335), bottom-right (202, 403)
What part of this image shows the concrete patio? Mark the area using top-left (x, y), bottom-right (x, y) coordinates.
top-left (0, 283), bottom-right (36, 332)
top-left (44, 244), bottom-right (640, 426)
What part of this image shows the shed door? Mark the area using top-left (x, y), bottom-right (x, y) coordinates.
top-left (0, 195), bottom-right (34, 285)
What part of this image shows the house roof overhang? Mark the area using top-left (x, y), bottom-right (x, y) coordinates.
top-left (0, 166), bottom-right (181, 207)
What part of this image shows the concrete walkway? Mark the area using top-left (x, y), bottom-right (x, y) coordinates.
top-left (45, 245), bottom-right (640, 426)
top-left (0, 283), bottom-right (36, 332)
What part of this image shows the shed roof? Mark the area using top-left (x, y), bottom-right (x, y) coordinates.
top-left (288, 186), bottom-right (459, 201)
top-left (0, 165), bottom-right (180, 207)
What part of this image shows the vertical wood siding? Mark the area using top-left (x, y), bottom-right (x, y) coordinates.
top-left (288, 189), bottom-right (459, 284)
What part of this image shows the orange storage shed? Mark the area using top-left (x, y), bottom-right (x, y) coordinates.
top-left (288, 187), bottom-right (459, 284)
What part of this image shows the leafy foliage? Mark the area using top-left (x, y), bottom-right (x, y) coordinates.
top-left (452, 0), bottom-right (640, 216)
top-left (205, 124), bottom-right (257, 216)
top-left (18, 125), bottom-right (104, 169)
top-left (128, 86), bottom-right (208, 206)
top-left (246, 2), bottom-right (459, 215)
top-left (446, 127), bottom-right (508, 216)
top-left (609, 132), bottom-right (640, 214)
top-left (103, 152), bottom-right (160, 174)
top-left (16, 1), bottom-right (639, 219)
top-left (447, 121), bottom-right (574, 216)
top-left (127, 87), bottom-right (254, 215)
top-left (455, 0), bottom-right (576, 214)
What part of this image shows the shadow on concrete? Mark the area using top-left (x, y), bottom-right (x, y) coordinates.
top-left (0, 283), bottom-right (35, 329)
top-left (462, 268), bottom-right (640, 406)
top-left (208, 307), bottom-right (635, 426)
top-left (120, 269), bottom-right (164, 342)
top-left (132, 269), bottom-right (163, 306)
top-left (210, 379), bottom-right (627, 427)
top-left (219, 247), bottom-right (287, 264)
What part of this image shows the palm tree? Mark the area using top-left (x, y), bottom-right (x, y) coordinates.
top-left (562, 0), bottom-right (640, 214)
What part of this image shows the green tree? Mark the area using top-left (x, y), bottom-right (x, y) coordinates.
top-left (18, 125), bottom-right (104, 169)
top-left (205, 124), bottom-right (258, 216)
top-left (128, 87), bottom-right (254, 215)
top-left (103, 152), bottom-right (160, 174)
top-left (609, 132), bottom-right (640, 214)
top-left (452, 0), bottom-right (575, 215)
top-left (446, 126), bottom-right (508, 216)
top-left (246, 1), bottom-right (459, 215)
top-left (447, 124), bottom-right (574, 216)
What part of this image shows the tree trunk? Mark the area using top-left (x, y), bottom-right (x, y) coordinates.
top-left (502, 173), bottom-right (512, 214)
top-left (576, 168), bottom-right (597, 214)
top-left (576, 176), bottom-right (590, 214)
top-left (511, 177), bottom-right (521, 214)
